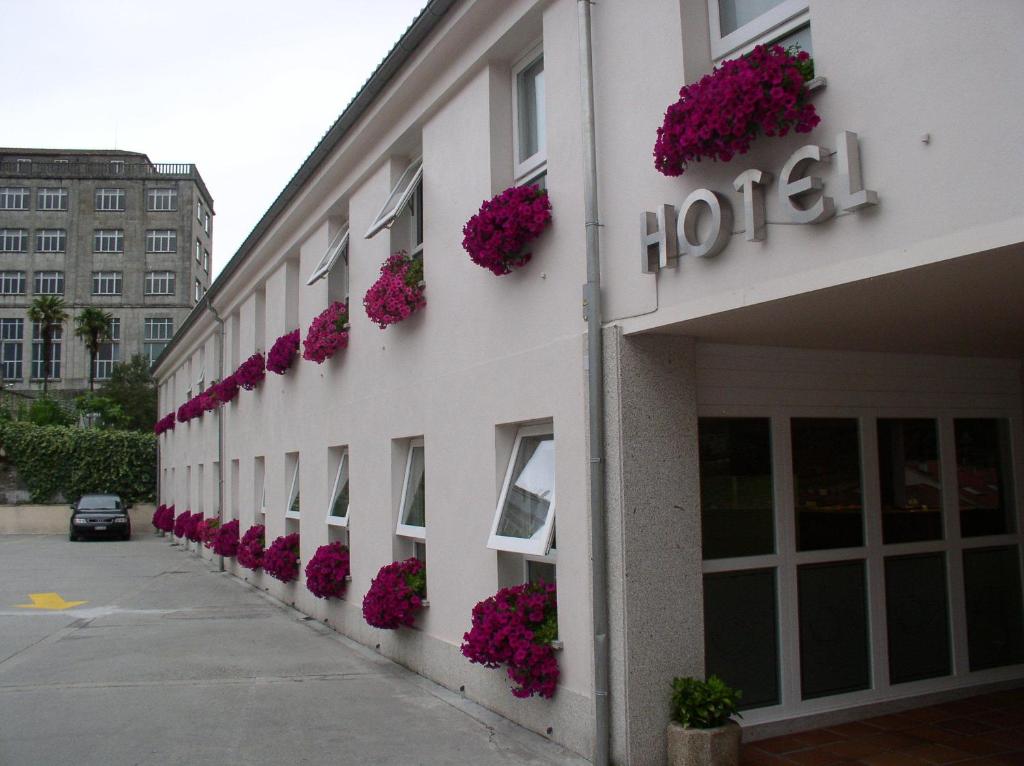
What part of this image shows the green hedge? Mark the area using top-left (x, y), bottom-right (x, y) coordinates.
top-left (0, 422), bottom-right (156, 503)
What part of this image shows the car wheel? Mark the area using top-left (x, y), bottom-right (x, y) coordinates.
top-left (69, 532), bottom-right (77, 542)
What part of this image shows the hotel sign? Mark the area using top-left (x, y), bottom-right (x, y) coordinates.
top-left (641, 130), bottom-right (878, 272)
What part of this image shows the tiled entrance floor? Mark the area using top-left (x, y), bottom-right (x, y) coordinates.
top-left (742, 689), bottom-right (1024, 766)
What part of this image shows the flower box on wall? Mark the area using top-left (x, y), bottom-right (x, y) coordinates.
top-left (303, 302), bottom-right (350, 364)
top-left (462, 184), bottom-right (552, 276)
top-left (363, 252), bottom-right (426, 329)
top-left (362, 557), bottom-right (426, 629)
top-left (305, 542), bottom-right (351, 599)
top-left (266, 330), bottom-right (301, 375)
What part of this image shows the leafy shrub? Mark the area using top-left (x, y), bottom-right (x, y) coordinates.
top-left (28, 397), bottom-right (74, 427)
top-left (0, 421), bottom-right (156, 503)
top-left (670, 676), bottom-right (741, 729)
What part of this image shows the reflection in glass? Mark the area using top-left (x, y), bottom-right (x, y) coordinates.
top-left (955, 419), bottom-right (1016, 537)
top-left (718, 0), bottom-right (786, 35)
top-left (792, 419), bottom-right (863, 551)
top-left (517, 57), bottom-right (545, 163)
top-left (798, 560), bottom-right (870, 699)
top-left (497, 435), bottom-right (554, 539)
top-left (704, 569), bottom-right (780, 709)
top-left (964, 546), bottom-right (1024, 671)
top-left (288, 463), bottom-right (300, 515)
top-left (885, 553), bottom-right (951, 684)
top-left (699, 418), bottom-right (774, 559)
top-left (527, 560), bottom-right (556, 585)
top-left (330, 453), bottom-right (349, 519)
top-left (401, 445), bottom-right (426, 528)
top-left (878, 419), bottom-right (942, 544)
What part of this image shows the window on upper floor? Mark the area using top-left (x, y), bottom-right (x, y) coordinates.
top-left (33, 270), bottom-right (64, 295)
top-left (203, 249), bottom-right (209, 272)
top-left (203, 210), bottom-right (210, 234)
top-left (37, 188), bottom-right (68, 211)
top-left (92, 271), bottom-right (122, 296)
top-left (327, 447), bottom-right (350, 527)
top-left (143, 318), bottom-right (173, 364)
top-left (109, 160), bottom-right (125, 175)
top-left (0, 187), bottom-right (29, 210)
top-left (145, 270), bottom-right (175, 296)
top-left (708, 0), bottom-right (811, 61)
top-left (514, 48), bottom-right (546, 184)
top-left (146, 229), bottom-right (177, 254)
top-left (94, 317), bottom-right (120, 381)
top-left (196, 200), bottom-right (202, 222)
top-left (0, 271), bottom-right (26, 295)
top-left (307, 222), bottom-right (349, 297)
top-left (31, 320), bottom-right (62, 380)
top-left (365, 158), bottom-right (423, 241)
top-left (95, 188), bottom-right (125, 212)
top-left (286, 452), bottom-right (301, 518)
top-left (488, 424), bottom-right (556, 556)
top-left (35, 229), bottom-right (66, 253)
top-left (147, 187), bottom-right (178, 212)
top-left (94, 229), bottom-right (124, 253)
top-left (396, 438), bottom-right (426, 541)
top-left (195, 239), bottom-right (201, 263)
top-left (0, 229), bottom-right (28, 253)
top-left (0, 318), bottom-right (24, 381)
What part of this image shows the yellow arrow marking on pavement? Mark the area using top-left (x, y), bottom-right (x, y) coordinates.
top-left (15, 593), bottom-right (88, 610)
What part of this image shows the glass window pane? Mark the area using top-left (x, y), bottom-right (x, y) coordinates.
top-left (798, 560), bottom-right (870, 700)
top-left (963, 546), bottom-right (1024, 671)
top-left (700, 418), bottom-right (774, 559)
top-left (885, 553), bottom-right (951, 684)
top-left (773, 23), bottom-right (812, 55)
top-left (401, 445), bottom-right (426, 528)
top-left (496, 435), bottom-right (554, 539)
top-left (527, 560), bottom-right (556, 585)
top-left (704, 569), bottom-right (780, 709)
top-left (331, 455), bottom-right (349, 519)
top-left (878, 419), bottom-right (943, 544)
top-left (956, 419), bottom-right (1016, 537)
top-left (792, 418), bottom-right (863, 551)
top-left (517, 57), bottom-right (544, 163)
top-left (718, 0), bottom-right (786, 35)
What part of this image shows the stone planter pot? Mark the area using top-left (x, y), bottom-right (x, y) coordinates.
top-left (667, 720), bottom-right (741, 766)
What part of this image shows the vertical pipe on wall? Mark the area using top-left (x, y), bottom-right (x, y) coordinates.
top-left (205, 298), bottom-right (226, 573)
top-left (578, 1), bottom-right (610, 764)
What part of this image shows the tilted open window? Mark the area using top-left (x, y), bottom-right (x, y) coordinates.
top-left (488, 424), bottom-right (556, 555)
top-left (285, 453), bottom-right (300, 518)
top-left (307, 223), bottom-right (349, 286)
top-left (364, 158), bottom-right (422, 239)
top-left (396, 438), bottom-right (426, 541)
top-left (327, 448), bottom-right (350, 527)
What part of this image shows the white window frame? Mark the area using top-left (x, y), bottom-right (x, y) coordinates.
top-left (94, 229), bottom-right (124, 253)
top-left (307, 224), bottom-right (350, 285)
top-left (0, 271), bottom-right (26, 295)
top-left (146, 229), bottom-right (177, 253)
top-left (708, 0), bottom-right (810, 60)
top-left (144, 271), bottom-right (175, 296)
top-left (35, 229), bottom-right (66, 253)
top-left (194, 279), bottom-right (204, 303)
top-left (512, 46), bottom-right (547, 184)
top-left (285, 456), bottom-right (301, 519)
top-left (203, 249), bottom-right (209, 272)
top-left (33, 271), bottom-right (64, 295)
top-left (0, 318), bottom-right (24, 381)
top-left (37, 188), bottom-right (69, 211)
top-left (94, 318), bottom-right (120, 381)
top-left (147, 187), bottom-right (178, 212)
top-left (92, 271), bottom-right (122, 296)
top-left (203, 211), bottom-right (210, 234)
top-left (396, 438), bottom-right (426, 541)
top-left (0, 187), bottom-right (29, 210)
top-left (31, 321), bottom-right (62, 379)
top-left (0, 229), bottom-right (28, 252)
top-left (326, 448), bottom-right (350, 528)
top-left (487, 423), bottom-right (557, 556)
top-left (364, 158), bottom-right (423, 239)
top-left (95, 188), bottom-right (125, 212)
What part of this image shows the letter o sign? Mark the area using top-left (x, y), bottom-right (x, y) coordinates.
top-left (676, 188), bottom-right (733, 258)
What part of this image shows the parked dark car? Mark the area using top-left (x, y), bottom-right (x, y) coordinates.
top-left (69, 494), bottom-right (132, 541)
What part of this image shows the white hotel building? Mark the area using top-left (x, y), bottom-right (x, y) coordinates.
top-left (154, 2), bottom-right (1024, 763)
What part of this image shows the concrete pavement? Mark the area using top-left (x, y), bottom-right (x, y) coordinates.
top-left (0, 534), bottom-right (588, 766)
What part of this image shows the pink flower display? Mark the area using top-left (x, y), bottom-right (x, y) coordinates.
top-left (184, 512), bottom-right (204, 543)
top-left (362, 557), bottom-right (426, 629)
top-left (302, 302), bottom-right (350, 364)
top-left (154, 413), bottom-right (176, 435)
top-left (152, 504), bottom-right (175, 532)
top-left (363, 252), bottom-right (426, 329)
top-left (462, 185), bottom-right (552, 275)
top-left (237, 524), bottom-right (266, 571)
top-left (209, 375), bottom-right (239, 406)
top-left (211, 519), bottom-right (240, 557)
top-left (176, 397), bottom-right (203, 423)
top-left (461, 581), bottom-right (560, 699)
top-left (654, 44), bottom-right (819, 176)
top-left (305, 542), bottom-right (351, 600)
top-left (263, 533), bottom-right (301, 583)
top-left (173, 509), bottom-right (192, 539)
top-left (197, 516), bottom-right (221, 548)
top-left (234, 352), bottom-right (266, 390)
top-left (266, 330), bottom-right (301, 375)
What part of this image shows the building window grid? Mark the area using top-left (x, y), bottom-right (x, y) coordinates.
top-left (0, 187), bottom-right (30, 210)
top-left (144, 271), bottom-right (175, 296)
top-left (144, 318), bottom-right (173, 365)
top-left (94, 318), bottom-right (120, 381)
top-left (95, 188), bottom-right (125, 212)
top-left (146, 229), bottom-right (177, 253)
top-left (0, 271), bottom-right (26, 295)
top-left (37, 188), bottom-right (69, 211)
top-left (0, 229), bottom-right (28, 253)
top-left (94, 229), bottom-right (124, 253)
top-left (33, 271), bottom-right (64, 295)
top-left (35, 229), bottom-right (66, 253)
top-left (30, 321), bottom-right (62, 380)
top-left (146, 187), bottom-right (178, 212)
top-left (0, 318), bottom-right (24, 380)
top-left (92, 271), bottom-right (122, 296)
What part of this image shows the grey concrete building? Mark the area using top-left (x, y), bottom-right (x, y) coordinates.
top-left (0, 148), bottom-right (213, 391)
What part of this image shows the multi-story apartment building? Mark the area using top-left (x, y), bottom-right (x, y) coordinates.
top-left (0, 148), bottom-right (213, 390)
top-left (154, 2), bottom-right (1024, 764)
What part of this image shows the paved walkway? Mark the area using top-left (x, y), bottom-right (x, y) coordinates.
top-left (0, 534), bottom-right (587, 766)
top-left (743, 689), bottom-right (1024, 766)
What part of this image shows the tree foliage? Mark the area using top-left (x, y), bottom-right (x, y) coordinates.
top-left (100, 354), bottom-right (157, 432)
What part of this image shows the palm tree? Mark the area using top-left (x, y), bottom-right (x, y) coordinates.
top-left (74, 307), bottom-right (114, 391)
top-left (27, 296), bottom-right (68, 393)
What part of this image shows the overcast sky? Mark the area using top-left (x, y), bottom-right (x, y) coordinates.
top-left (1, 0), bottom-right (427, 277)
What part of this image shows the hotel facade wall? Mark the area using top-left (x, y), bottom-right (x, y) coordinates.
top-left (156, 1), bottom-right (1024, 764)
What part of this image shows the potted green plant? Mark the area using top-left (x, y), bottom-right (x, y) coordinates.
top-left (667, 676), bottom-right (742, 766)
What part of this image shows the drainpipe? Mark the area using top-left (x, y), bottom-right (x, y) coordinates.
top-left (205, 298), bottom-right (226, 573)
top-left (578, 2), bottom-right (609, 765)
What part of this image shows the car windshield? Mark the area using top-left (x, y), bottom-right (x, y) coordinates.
top-left (78, 496), bottom-right (121, 510)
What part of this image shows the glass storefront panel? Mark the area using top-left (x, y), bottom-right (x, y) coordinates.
top-left (885, 553), bottom-right (951, 684)
top-left (963, 545), bottom-right (1024, 671)
top-left (792, 419), bottom-right (863, 551)
top-left (878, 419), bottom-right (943, 544)
top-left (955, 419), bottom-right (1016, 537)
